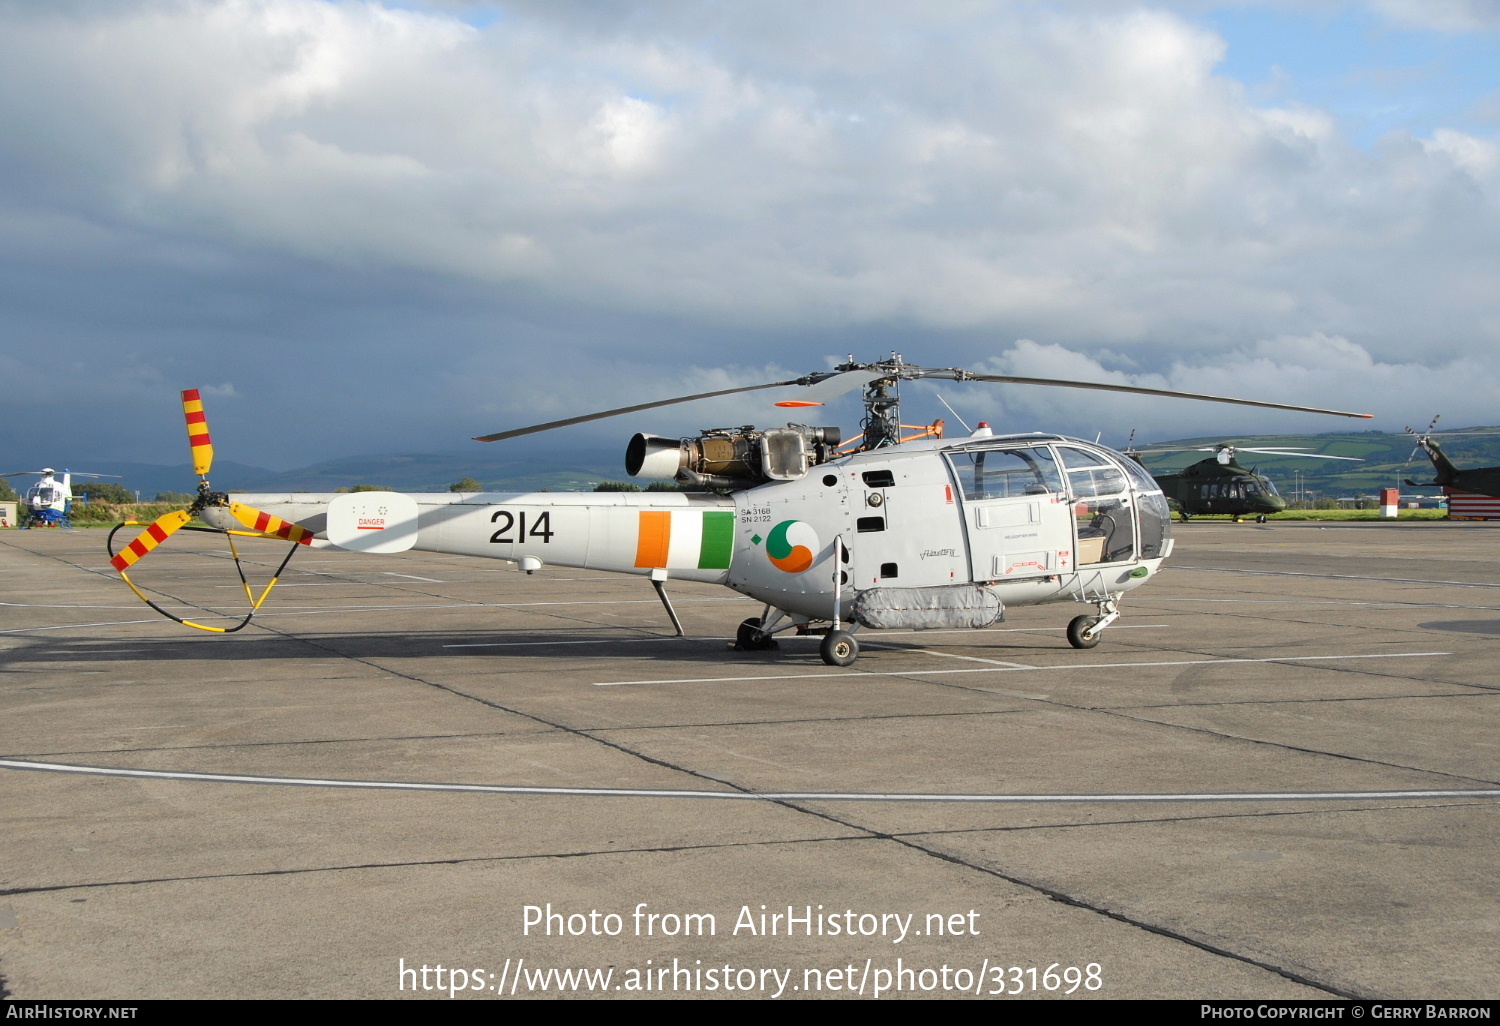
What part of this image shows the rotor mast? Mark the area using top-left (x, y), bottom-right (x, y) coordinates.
top-left (838, 353), bottom-right (973, 449)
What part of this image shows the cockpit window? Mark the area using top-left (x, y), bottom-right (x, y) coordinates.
top-left (947, 446), bottom-right (1064, 500)
top-left (1117, 453), bottom-right (1163, 494)
top-left (1055, 446), bottom-right (1109, 471)
top-left (1055, 446), bottom-right (1126, 499)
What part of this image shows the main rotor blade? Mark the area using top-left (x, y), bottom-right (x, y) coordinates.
top-left (1412, 430), bottom-right (1500, 438)
top-left (962, 374), bottom-right (1374, 419)
top-left (1233, 448), bottom-right (1362, 461)
top-left (110, 510), bottom-right (192, 572)
top-left (3, 470), bottom-right (120, 479)
top-left (775, 369), bottom-right (882, 408)
top-left (229, 502), bottom-right (316, 545)
top-left (473, 379), bottom-right (806, 442)
top-left (182, 388), bottom-right (214, 476)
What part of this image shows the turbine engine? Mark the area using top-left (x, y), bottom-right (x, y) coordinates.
top-left (627, 425), bottom-right (843, 489)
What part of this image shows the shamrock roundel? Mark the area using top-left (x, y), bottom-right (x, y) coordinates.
top-left (766, 519), bottom-right (818, 573)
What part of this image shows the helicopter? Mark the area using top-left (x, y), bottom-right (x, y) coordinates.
top-left (1403, 418), bottom-right (1500, 497)
top-left (1127, 443), bottom-right (1362, 523)
top-left (107, 360), bottom-right (1372, 663)
top-left (2, 468), bottom-right (122, 528)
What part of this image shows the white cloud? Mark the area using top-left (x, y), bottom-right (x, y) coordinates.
top-left (951, 336), bottom-right (1500, 441)
top-left (1369, 0), bottom-right (1500, 33)
top-left (1424, 128), bottom-right (1500, 179)
top-left (1, 1), bottom-right (1494, 340)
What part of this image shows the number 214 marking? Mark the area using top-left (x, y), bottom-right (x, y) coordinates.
top-left (489, 509), bottom-right (554, 544)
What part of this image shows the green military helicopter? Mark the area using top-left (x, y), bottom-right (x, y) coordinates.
top-left (1128, 443), bottom-right (1361, 522)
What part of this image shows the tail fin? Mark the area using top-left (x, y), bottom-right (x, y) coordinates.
top-left (1419, 438), bottom-right (1460, 486)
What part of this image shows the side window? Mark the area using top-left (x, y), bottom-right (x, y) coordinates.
top-left (946, 446), bottom-right (1063, 500)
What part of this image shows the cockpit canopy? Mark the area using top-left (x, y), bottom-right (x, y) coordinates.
top-left (937, 436), bottom-right (1171, 562)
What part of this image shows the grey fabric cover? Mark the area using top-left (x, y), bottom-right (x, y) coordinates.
top-left (853, 584), bottom-right (1004, 630)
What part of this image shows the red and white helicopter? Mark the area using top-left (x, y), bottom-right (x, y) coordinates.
top-left (108, 358), bottom-right (1371, 662)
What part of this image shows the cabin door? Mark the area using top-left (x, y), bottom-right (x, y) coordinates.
top-left (946, 445), bottom-right (1075, 581)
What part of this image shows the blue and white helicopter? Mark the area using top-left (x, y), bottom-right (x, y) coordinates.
top-left (3, 469), bottom-right (121, 528)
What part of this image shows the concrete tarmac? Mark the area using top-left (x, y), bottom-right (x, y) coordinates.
top-left (1, 520), bottom-right (1497, 1000)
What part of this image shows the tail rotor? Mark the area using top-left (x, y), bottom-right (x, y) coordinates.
top-left (108, 389), bottom-right (313, 632)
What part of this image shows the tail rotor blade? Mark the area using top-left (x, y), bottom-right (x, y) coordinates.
top-left (182, 388), bottom-right (214, 477)
top-left (229, 502), bottom-right (315, 545)
top-left (110, 510), bottom-right (192, 571)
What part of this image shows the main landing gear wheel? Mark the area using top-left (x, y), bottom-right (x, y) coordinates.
top-left (820, 630), bottom-right (858, 666)
top-left (1179, 512), bottom-right (1192, 522)
top-left (1256, 514), bottom-right (1268, 523)
top-left (1067, 615), bottom-right (1103, 649)
top-left (735, 616), bottom-right (777, 651)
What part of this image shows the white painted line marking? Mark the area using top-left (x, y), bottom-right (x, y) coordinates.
top-left (2, 759), bottom-right (1494, 804)
top-left (447, 626), bottom-right (1172, 650)
top-left (0, 618), bottom-right (166, 634)
top-left (856, 624), bottom-right (1169, 638)
top-left (593, 651), bottom-right (1452, 686)
top-left (0, 596), bottom-right (753, 635)
top-left (1176, 566), bottom-right (1500, 590)
top-left (1, 602), bottom-right (157, 610)
top-left (868, 647), bottom-right (1036, 669)
top-left (213, 583), bottom-right (347, 588)
top-left (384, 573), bottom-right (444, 583)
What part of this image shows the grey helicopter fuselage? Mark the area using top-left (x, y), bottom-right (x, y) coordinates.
top-left (109, 357), bottom-right (1372, 659)
top-left (234, 431), bottom-right (1174, 630)
top-left (717, 432), bottom-right (1172, 622)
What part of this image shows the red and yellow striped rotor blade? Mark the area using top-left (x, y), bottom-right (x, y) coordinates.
top-left (182, 388), bottom-right (214, 477)
top-left (229, 503), bottom-right (315, 545)
top-left (110, 510), bottom-right (192, 572)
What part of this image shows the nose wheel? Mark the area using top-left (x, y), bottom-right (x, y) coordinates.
top-left (1067, 615), bottom-right (1102, 649)
top-left (1067, 597), bottom-right (1120, 649)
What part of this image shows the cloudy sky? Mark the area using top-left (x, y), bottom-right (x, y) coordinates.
top-left (2, 0), bottom-right (1498, 471)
